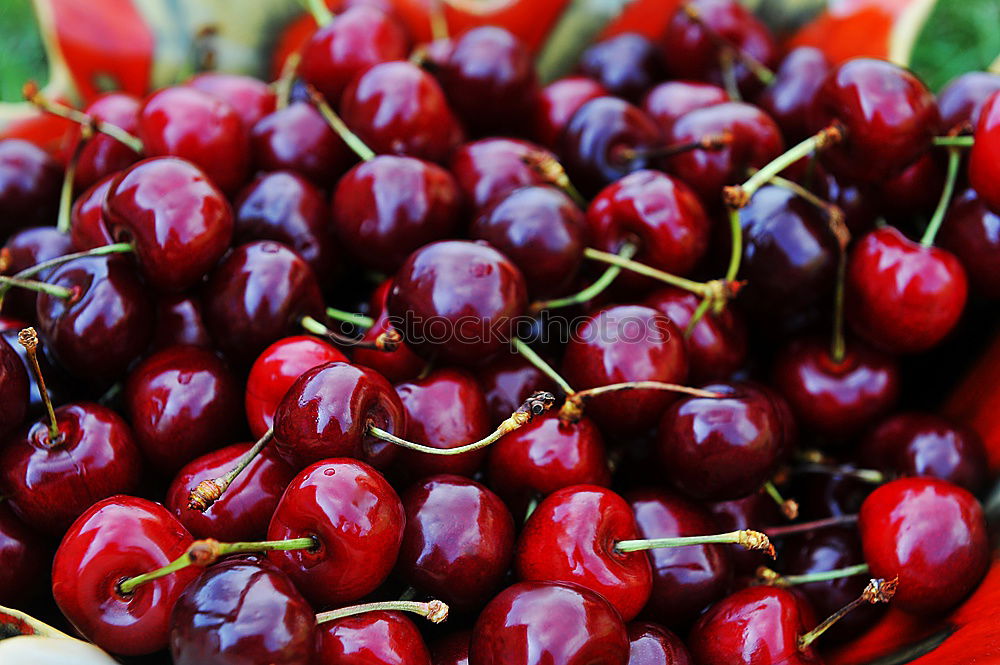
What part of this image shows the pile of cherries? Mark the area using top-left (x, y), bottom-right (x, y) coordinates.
top-left (2, 0), bottom-right (1000, 663)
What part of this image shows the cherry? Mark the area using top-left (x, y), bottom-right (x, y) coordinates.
top-left (340, 61), bottom-right (465, 164)
top-left (627, 622), bottom-right (694, 665)
top-left (0, 139), bottom-right (61, 238)
top-left (318, 610), bottom-right (431, 665)
top-left (786, 469), bottom-right (872, 521)
top-left (471, 185), bottom-right (587, 297)
top-left (562, 305), bottom-right (687, 435)
top-left (71, 93), bottom-right (142, 191)
top-left (879, 153), bottom-right (946, 225)
top-left (333, 155), bottom-right (462, 273)
top-left (298, 5), bottom-right (409, 103)
top-left (266, 458), bottom-right (405, 607)
top-left (815, 168), bottom-right (879, 236)
top-left (1, 226), bottom-right (73, 321)
top-left (859, 478), bottom-right (988, 613)
top-left (846, 226), bottom-right (967, 354)
top-left (249, 102), bottom-right (351, 189)
top-left (477, 352), bottom-right (558, 427)
top-left (52, 495), bottom-right (198, 655)
top-left (187, 72), bottom-right (277, 131)
top-left (202, 240), bottom-right (324, 366)
top-left (471, 581), bottom-right (630, 665)
top-left (937, 71), bottom-right (1000, 133)
top-left (450, 138), bottom-right (556, 211)
top-left (246, 335), bottom-right (347, 439)
top-left (578, 33), bottom-right (666, 103)
top-left (0, 503), bottom-right (47, 604)
top-left (756, 47), bottom-right (831, 143)
top-left (533, 77), bottom-right (608, 149)
top-left (388, 240), bottom-right (527, 365)
top-left (169, 557), bottom-right (316, 665)
top-left (352, 278), bottom-right (426, 383)
top-left (396, 475), bottom-right (515, 611)
top-left (708, 492), bottom-right (784, 574)
top-left (772, 336), bottom-right (899, 442)
top-left (70, 173), bottom-right (116, 250)
top-left (152, 293), bottom-right (213, 351)
top-left (938, 188), bottom-right (1000, 298)
top-left (0, 334), bottom-right (27, 440)
top-left (104, 156), bottom-right (234, 293)
top-left (970, 90), bottom-right (1000, 212)
top-left (628, 489), bottom-right (733, 629)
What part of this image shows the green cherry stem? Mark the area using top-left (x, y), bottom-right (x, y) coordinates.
top-left (583, 248), bottom-right (732, 299)
top-left (188, 428), bottom-right (274, 512)
top-left (325, 307), bottom-right (375, 329)
top-left (616, 529), bottom-right (774, 556)
top-left (797, 577), bottom-right (897, 650)
top-left (559, 381), bottom-right (724, 422)
top-left (530, 242), bottom-right (639, 314)
top-left (763, 481), bottom-right (799, 520)
top-left (316, 599), bottom-right (449, 625)
top-left (0, 275), bottom-right (76, 300)
top-left (0, 242), bottom-right (134, 300)
top-left (719, 48), bottom-right (742, 101)
top-left (301, 315), bottom-right (399, 351)
top-left (305, 83), bottom-right (376, 162)
top-left (510, 337), bottom-right (575, 396)
top-left (932, 135), bottom-right (974, 147)
top-left (303, 0), bottom-right (334, 26)
top-left (522, 151), bottom-right (588, 208)
top-left (56, 127), bottom-right (91, 234)
top-left (682, 3), bottom-right (774, 85)
top-left (24, 82), bottom-right (144, 154)
top-left (920, 147), bottom-right (962, 247)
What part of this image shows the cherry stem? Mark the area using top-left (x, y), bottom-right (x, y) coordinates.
top-left (583, 248), bottom-right (735, 301)
top-left (305, 83), bottom-right (375, 162)
top-left (560, 381), bottom-right (724, 422)
top-left (616, 529), bottom-right (774, 557)
top-left (685, 208), bottom-right (744, 334)
top-left (830, 249), bottom-right (848, 364)
top-left (760, 563), bottom-right (870, 588)
top-left (428, 0), bottom-right (448, 41)
top-left (920, 147), bottom-right (962, 247)
top-left (510, 337), bottom-right (575, 395)
top-left (325, 306), bottom-right (375, 330)
top-left (56, 127), bottom-right (91, 234)
top-left (719, 48), bottom-right (742, 101)
top-left (17, 328), bottom-right (60, 443)
top-left (301, 315), bottom-right (399, 352)
top-left (932, 135), bottom-right (974, 147)
top-left (724, 207), bottom-right (742, 284)
top-left (0, 243), bottom-right (133, 291)
top-left (316, 599), bottom-right (449, 625)
top-left (368, 390), bottom-right (557, 455)
top-left (188, 428), bottom-right (273, 512)
top-left (117, 536), bottom-right (317, 596)
top-left (530, 242), bottom-right (638, 314)
top-left (763, 514), bottom-right (858, 538)
top-left (683, 3), bottom-right (775, 85)
top-left (274, 52), bottom-right (301, 110)
top-left (304, 0), bottom-right (334, 26)
top-left (795, 461), bottom-right (885, 484)
top-left (615, 132), bottom-right (732, 163)
top-left (763, 481), bottom-right (799, 520)
top-left (522, 152), bottom-right (588, 208)
top-left (758, 172), bottom-right (848, 230)
top-left (0, 275), bottom-right (75, 301)
top-left (23, 82), bottom-right (144, 154)
top-left (684, 296), bottom-right (713, 340)
top-left (798, 577), bottom-right (897, 650)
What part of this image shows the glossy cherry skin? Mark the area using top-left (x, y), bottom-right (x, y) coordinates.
top-left (471, 581), bottom-right (630, 665)
top-left (937, 71), bottom-right (1000, 132)
top-left (396, 475), bottom-right (515, 610)
top-left (533, 77), bottom-right (609, 149)
top-left (772, 336), bottom-right (900, 441)
top-left (970, 90), bottom-right (1000, 212)
top-left (756, 47), bottom-right (831, 142)
top-left (578, 33), bottom-right (665, 103)
top-left (516, 485), bottom-right (651, 621)
top-left (67, 94), bottom-right (141, 190)
top-left (318, 611), bottom-right (432, 665)
top-left (267, 458), bottom-right (405, 607)
top-left (708, 492), bottom-right (783, 575)
top-left (246, 335), bottom-right (347, 439)
top-left (0, 335), bottom-right (27, 441)
top-left (250, 102), bottom-right (351, 189)
top-left (627, 622), bottom-right (693, 665)
top-left (70, 173), bottom-right (116, 250)
top-left (477, 352), bottom-right (558, 427)
top-left (352, 278), bottom-right (426, 384)
top-left (1, 225), bottom-right (73, 322)
top-left (559, 96), bottom-right (663, 198)
top-left (812, 58), bottom-right (940, 183)
top-left (433, 26), bottom-right (538, 136)
top-left (188, 72), bottom-right (277, 131)
top-left (0, 139), bottom-right (60, 237)
top-left (846, 226), bottom-right (967, 354)
top-left (628, 489), bottom-right (732, 629)
top-left (879, 153), bottom-right (946, 225)
top-left (432, 632), bottom-right (471, 665)
top-left (450, 138), bottom-right (554, 212)
top-left (298, 5), bottom-right (409, 103)
top-left (334, 155), bottom-right (462, 273)
top-left (139, 86), bottom-right (249, 194)
top-left (52, 496), bottom-right (197, 655)
top-left (658, 382), bottom-right (782, 501)
top-left (202, 240), bottom-right (325, 367)
top-left (393, 368), bottom-right (492, 479)
top-left (938, 189), bottom-right (1000, 298)
top-left (36, 254), bottom-right (153, 385)
top-left (340, 61), bottom-right (465, 164)
top-left (388, 240), bottom-right (528, 365)
top-left (273, 361), bottom-right (404, 470)
top-left (124, 345), bottom-right (242, 473)
top-left (104, 156), bottom-right (234, 293)
top-left (859, 478), bottom-right (989, 614)
top-left (688, 586), bottom-right (819, 665)
top-left (562, 305), bottom-right (687, 436)
top-left (170, 557), bottom-right (316, 665)
top-left (643, 82), bottom-right (726, 135)
top-left (471, 185), bottom-right (587, 297)
top-left (0, 503), bottom-right (46, 604)
top-left (152, 293), bottom-right (213, 350)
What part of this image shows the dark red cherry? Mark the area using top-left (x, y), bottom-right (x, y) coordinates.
top-left (450, 138), bottom-right (553, 211)
top-left (937, 71), bottom-right (1000, 133)
top-left (432, 631), bottom-right (470, 665)
top-left (1, 225), bottom-right (73, 321)
top-left (393, 368), bottom-right (491, 479)
top-left (627, 622), bottom-right (693, 665)
top-left (786, 469), bottom-right (872, 521)
top-left (52, 496), bottom-right (197, 655)
top-left (559, 96), bottom-right (663, 198)
top-left (267, 458), bottom-right (405, 607)
top-left (333, 155), bottom-right (462, 273)
top-left (170, 557), bottom-right (316, 665)
top-left (151, 293), bottom-right (213, 350)
top-left (104, 156), bottom-right (234, 293)
top-left (641, 81), bottom-right (728, 135)
top-left (471, 581), bottom-right (630, 665)
top-left (859, 478), bottom-right (989, 614)
top-left (658, 382), bottom-right (781, 501)
top-left (846, 226), bottom-right (967, 354)
top-left (318, 611), bottom-right (431, 665)
top-left (533, 77), bottom-right (608, 149)
top-left (562, 305), bottom-right (687, 435)
top-left (202, 240), bottom-right (324, 366)
top-left (187, 72), bottom-right (277, 131)
top-left (166, 441), bottom-right (295, 542)
top-left (756, 47), bottom-right (831, 142)
top-left (477, 352), bottom-right (558, 427)
top-left (471, 185), bottom-right (587, 297)
top-left (396, 474), bottom-right (515, 610)
top-left (273, 361), bottom-right (404, 470)
top-left (124, 345), bottom-right (241, 473)
top-left (388, 240), bottom-right (527, 365)
top-left (0, 139), bottom-right (60, 237)
top-left (249, 102), bottom-right (351, 189)
top-left (938, 188), bottom-right (1000, 298)
top-left (138, 86), bottom-right (249, 194)
top-left (298, 5), bottom-right (409, 103)
top-left (578, 33), bottom-right (665, 103)
top-left (772, 336), bottom-right (899, 441)
top-left (0, 335), bottom-right (28, 439)
top-left (36, 255), bottom-right (153, 384)
top-left (0, 503), bottom-right (47, 604)
top-left (879, 153), bottom-right (945, 224)
top-left (814, 168), bottom-right (879, 236)
top-left (70, 173), bottom-right (116, 250)
top-left (812, 58), bottom-right (940, 183)
top-left (969, 90), bottom-right (1000, 212)
top-left (352, 278), bottom-right (426, 384)
top-left (246, 335), bottom-right (347, 439)
top-left (72, 93), bottom-right (142, 190)
top-left (708, 492), bottom-right (783, 574)
top-left (628, 489), bottom-right (733, 629)
top-left (340, 61), bottom-right (465, 164)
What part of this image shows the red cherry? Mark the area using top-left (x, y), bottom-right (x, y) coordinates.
top-left (859, 478), bottom-right (988, 613)
top-left (642, 81), bottom-right (728, 136)
top-left (266, 458), bottom-right (405, 607)
top-left (187, 72), bottom-right (277, 131)
top-left (71, 93), bottom-right (142, 190)
top-left (938, 188), bottom-right (1000, 298)
top-left (578, 33), bottom-right (666, 103)
top-left (756, 47), bottom-right (831, 143)
top-left (476, 352), bottom-right (558, 427)
top-left (627, 622), bottom-right (694, 665)
top-left (1, 226), bottom-right (73, 322)
top-left (0, 334), bottom-right (27, 442)
top-left (318, 611), bottom-right (431, 665)
top-left (450, 138), bottom-right (554, 211)
top-left (352, 278), bottom-right (426, 384)
top-left (250, 102), bottom-right (352, 189)
top-left (879, 153), bottom-right (946, 225)
top-left (969, 90), bottom-right (1000, 212)
top-left (70, 173), bottom-right (116, 250)
top-left (52, 495), bottom-right (198, 655)
top-left (533, 77), bottom-right (608, 149)
top-left (0, 139), bottom-right (61, 236)
top-left (937, 71), bottom-right (1000, 133)
top-left (151, 293), bottom-right (213, 351)
top-left (0, 502), bottom-right (47, 606)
